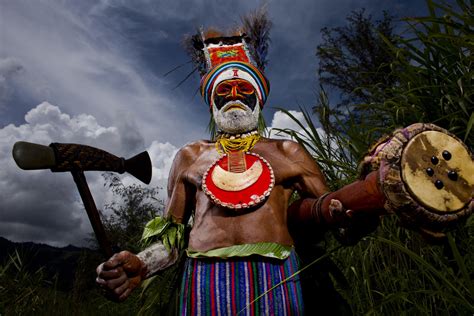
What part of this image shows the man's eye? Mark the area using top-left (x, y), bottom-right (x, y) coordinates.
top-left (216, 84), bottom-right (231, 95)
top-left (238, 83), bottom-right (254, 94)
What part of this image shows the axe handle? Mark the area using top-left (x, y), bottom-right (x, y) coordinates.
top-left (71, 170), bottom-right (113, 258)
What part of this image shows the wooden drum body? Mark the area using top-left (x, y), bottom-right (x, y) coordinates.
top-left (360, 123), bottom-right (473, 236)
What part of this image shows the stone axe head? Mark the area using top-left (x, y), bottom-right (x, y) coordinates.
top-left (12, 141), bottom-right (152, 184)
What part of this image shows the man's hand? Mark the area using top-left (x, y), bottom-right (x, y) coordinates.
top-left (328, 199), bottom-right (354, 223)
top-left (328, 198), bottom-right (381, 245)
top-left (96, 251), bottom-right (146, 302)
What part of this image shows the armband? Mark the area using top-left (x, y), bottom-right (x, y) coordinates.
top-left (141, 216), bottom-right (186, 252)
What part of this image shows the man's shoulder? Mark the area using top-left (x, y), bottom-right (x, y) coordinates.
top-left (176, 139), bottom-right (214, 158)
top-left (262, 137), bottom-right (305, 154)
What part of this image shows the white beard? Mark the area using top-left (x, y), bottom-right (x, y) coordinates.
top-left (212, 100), bottom-right (260, 134)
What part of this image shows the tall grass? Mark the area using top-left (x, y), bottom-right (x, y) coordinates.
top-left (0, 250), bottom-right (142, 315)
top-left (277, 97), bottom-right (474, 314)
top-left (278, 0), bottom-right (474, 314)
top-left (333, 220), bottom-right (473, 314)
top-left (350, 0), bottom-right (473, 149)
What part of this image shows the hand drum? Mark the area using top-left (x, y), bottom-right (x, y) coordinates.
top-left (360, 123), bottom-right (473, 235)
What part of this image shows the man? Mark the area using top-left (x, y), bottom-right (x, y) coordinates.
top-left (96, 27), bottom-right (384, 314)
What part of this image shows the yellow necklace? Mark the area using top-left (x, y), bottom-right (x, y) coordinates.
top-left (215, 131), bottom-right (261, 154)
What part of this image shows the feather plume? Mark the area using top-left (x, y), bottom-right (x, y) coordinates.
top-left (203, 28), bottom-right (224, 39)
top-left (183, 8), bottom-right (272, 76)
top-left (183, 30), bottom-right (207, 76)
top-left (241, 7), bottom-right (272, 71)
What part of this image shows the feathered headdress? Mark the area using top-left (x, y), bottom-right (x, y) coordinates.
top-left (183, 8), bottom-right (272, 107)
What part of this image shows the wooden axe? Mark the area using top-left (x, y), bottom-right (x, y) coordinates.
top-left (12, 141), bottom-right (152, 258)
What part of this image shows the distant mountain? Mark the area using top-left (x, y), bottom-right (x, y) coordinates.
top-left (0, 237), bottom-right (101, 291)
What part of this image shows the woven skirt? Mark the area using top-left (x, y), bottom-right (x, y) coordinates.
top-left (179, 251), bottom-right (304, 315)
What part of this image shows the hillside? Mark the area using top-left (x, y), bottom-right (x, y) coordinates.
top-left (0, 236), bottom-right (101, 291)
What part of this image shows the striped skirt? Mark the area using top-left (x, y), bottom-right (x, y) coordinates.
top-left (179, 252), bottom-right (304, 315)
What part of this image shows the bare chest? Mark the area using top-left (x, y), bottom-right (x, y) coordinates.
top-left (184, 143), bottom-right (298, 192)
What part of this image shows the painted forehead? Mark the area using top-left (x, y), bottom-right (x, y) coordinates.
top-left (211, 68), bottom-right (260, 94)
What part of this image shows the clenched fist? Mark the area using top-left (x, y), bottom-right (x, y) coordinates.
top-left (96, 251), bottom-right (147, 302)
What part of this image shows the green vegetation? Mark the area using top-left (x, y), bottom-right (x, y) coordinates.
top-left (277, 0), bottom-right (473, 314)
top-left (0, 249), bottom-right (143, 315)
top-left (97, 172), bottom-right (165, 253)
top-left (314, 0), bottom-right (473, 155)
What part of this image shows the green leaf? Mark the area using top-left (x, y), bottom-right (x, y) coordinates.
top-left (141, 216), bottom-right (186, 252)
top-left (464, 112), bottom-right (474, 142)
top-left (162, 235), bottom-right (171, 252)
top-left (167, 227), bottom-right (177, 249)
top-left (142, 217), bottom-right (165, 238)
top-left (187, 242), bottom-right (293, 259)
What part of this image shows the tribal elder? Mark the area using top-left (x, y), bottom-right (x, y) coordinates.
top-left (95, 26), bottom-right (386, 314)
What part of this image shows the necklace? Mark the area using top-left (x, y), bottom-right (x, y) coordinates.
top-left (203, 130), bottom-right (274, 210)
top-left (215, 130), bottom-right (260, 154)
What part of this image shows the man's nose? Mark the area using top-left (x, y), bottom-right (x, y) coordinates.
top-left (227, 86), bottom-right (242, 99)
top-left (231, 86), bottom-right (238, 98)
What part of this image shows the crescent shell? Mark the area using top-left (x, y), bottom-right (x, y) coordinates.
top-left (211, 160), bottom-right (263, 191)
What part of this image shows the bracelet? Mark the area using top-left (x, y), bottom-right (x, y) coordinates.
top-left (312, 192), bottom-right (331, 225)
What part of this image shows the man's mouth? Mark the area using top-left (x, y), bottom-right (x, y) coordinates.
top-left (223, 102), bottom-right (247, 112)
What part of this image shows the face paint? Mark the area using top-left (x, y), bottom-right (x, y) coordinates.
top-left (213, 79), bottom-right (258, 111)
top-left (209, 68), bottom-right (263, 134)
top-left (212, 95), bottom-right (260, 134)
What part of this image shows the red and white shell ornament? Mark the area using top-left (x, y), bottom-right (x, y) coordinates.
top-left (202, 152), bottom-right (275, 209)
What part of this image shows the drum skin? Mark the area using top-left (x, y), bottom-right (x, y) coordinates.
top-left (401, 131), bottom-right (473, 213)
top-left (360, 123), bottom-right (473, 232)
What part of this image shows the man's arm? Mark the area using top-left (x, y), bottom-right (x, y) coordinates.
top-left (162, 145), bottom-right (197, 224)
top-left (285, 141), bottom-right (385, 243)
top-left (282, 140), bottom-right (329, 199)
top-left (96, 144), bottom-right (197, 300)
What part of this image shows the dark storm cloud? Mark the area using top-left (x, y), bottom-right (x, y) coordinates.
top-left (0, 0), bottom-right (208, 147)
top-left (0, 0), bottom-right (428, 140)
top-left (0, 58), bottom-right (24, 111)
top-left (84, 0), bottom-right (428, 126)
top-left (0, 171), bottom-right (83, 246)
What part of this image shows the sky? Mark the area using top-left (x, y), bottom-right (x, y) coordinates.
top-left (0, 0), bottom-right (431, 247)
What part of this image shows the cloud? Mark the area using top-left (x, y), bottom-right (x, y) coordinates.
top-left (267, 110), bottom-right (336, 158)
top-left (0, 0), bottom-right (208, 144)
top-left (0, 58), bottom-right (24, 111)
top-left (0, 0), bottom-right (426, 142)
top-left (118, 140), bottom-right (178, 200)
top-left (268, 109), bottom-right (320, 140)
top-left (0, 102), bottom-right (177, 247)
top-left (147, 141), bottom-right (179, 182)
top-left (268, 110), bottom-right (306, 137)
